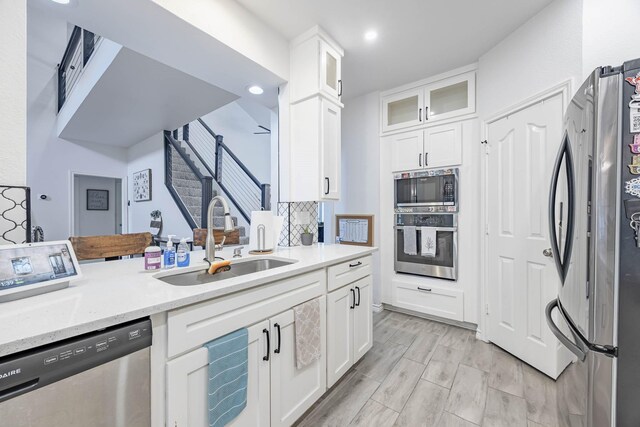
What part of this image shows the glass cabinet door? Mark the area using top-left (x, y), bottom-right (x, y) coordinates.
top-left (320, 42), bottom-right (342, 101)
top-left (424, 72), bottom-right (475, 122)
top-left (382, 88), bottom-right (424, 133)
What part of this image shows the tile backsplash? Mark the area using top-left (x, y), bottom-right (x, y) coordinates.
top-left (278, 202), bottom-right (318, 246)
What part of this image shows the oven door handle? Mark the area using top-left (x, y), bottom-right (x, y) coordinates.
top-left (395, 226), bottom-right (457, 232)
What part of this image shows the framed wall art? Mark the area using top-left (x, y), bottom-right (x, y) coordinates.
top-left (133, 169), bottom-right (152, 202)
top-left (86, 189), bottom-right (109, 211)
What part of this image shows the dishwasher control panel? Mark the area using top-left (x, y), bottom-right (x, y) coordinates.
top-left (0, 317), bottom-right (152, 403)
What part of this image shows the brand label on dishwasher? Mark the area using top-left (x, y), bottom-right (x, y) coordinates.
top-left (128, 329), bottom-right (141, 340)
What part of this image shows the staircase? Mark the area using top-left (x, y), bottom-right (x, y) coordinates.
top-left (165, 123), bottom-right (268, 246)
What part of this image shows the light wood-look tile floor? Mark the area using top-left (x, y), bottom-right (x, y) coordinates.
top-left (296, 310), bottom-right (559, 427)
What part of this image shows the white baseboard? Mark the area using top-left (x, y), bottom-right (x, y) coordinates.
top-left (372, 303), bottom-right (383, 313)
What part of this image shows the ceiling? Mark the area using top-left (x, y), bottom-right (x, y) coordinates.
top-left (236, 0), bottom-right (554, 99)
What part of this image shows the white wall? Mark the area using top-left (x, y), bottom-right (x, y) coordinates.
top-left (477, 0), bottom-right (583, 119)
top-left (73, 175), bottom-right (120, 236)
top-left (335, 91), bottom-right (383, 304)
top-left (27, 6), bottom-right (129, 241)
top-left (201, 102), bottom-right (271, 185)
top-left (127, 133), bottom-right (194, 240)
top-left (582, 0), bottom-right (640, 77)
top-left (0, 0), bottom-right (26, 186)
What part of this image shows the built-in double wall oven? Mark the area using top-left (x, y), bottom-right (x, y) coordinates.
top-left (394, 168), bottom-right (458, 280)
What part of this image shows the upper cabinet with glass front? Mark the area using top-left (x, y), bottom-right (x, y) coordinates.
top-left (290, 26), bottom-right (344, 105)
top-left (381, 68), bottom-right (475, 134)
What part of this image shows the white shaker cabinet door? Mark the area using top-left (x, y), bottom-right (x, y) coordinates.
top-left (326, 285), bottom-right (354, 388)
top-left (321, 99), bottom-right (341, 200)
top-left (270, 297), bottom-right (327, 427)
top-left (423, 122), bottom-right (462, 169)
top-left (389, 130), bottom-right (425, 173)
top-left (166, 320), bottom-right (270, 427)
top-left (352, 276), bottom-right (373, 362)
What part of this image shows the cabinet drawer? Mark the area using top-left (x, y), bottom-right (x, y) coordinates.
top-left (167, 270), bottom-right (325, 358)
top-left (392, 280), bottom-right (463, 321)
top-left (327, 255), bottom-right (372, 291)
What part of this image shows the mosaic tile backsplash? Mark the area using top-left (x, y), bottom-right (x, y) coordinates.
top-left (278, 202), bottom-right (319, 246)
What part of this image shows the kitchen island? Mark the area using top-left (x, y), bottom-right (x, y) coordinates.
top-left (0, 243), bottom-right (377, 427)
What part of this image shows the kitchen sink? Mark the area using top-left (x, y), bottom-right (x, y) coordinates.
top-left (157, 257), bottom-right (297, 286)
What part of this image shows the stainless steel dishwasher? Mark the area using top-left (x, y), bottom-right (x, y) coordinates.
top-left (0, 317), bottom-right (152, 427)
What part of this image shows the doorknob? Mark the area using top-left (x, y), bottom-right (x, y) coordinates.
top-left (543, 248), bottom-right (553, 258)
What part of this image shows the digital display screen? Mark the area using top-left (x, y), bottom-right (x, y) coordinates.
top-left (0, 244), bottom-right (78, 291)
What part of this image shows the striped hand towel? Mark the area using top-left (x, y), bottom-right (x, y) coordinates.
top-left (204, 328), bottom-right (248, 427)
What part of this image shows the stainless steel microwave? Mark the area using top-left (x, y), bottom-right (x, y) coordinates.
top-left (394, 168), bottom-right (458, 213)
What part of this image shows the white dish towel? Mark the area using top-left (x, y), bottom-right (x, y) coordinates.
top-left (420, 227), bottom-right (437, 257)
top-left (403, 226), bottom-right (417, 256)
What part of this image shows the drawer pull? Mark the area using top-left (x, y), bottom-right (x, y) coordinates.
top-left (417, 287), bottom-right (432, 292)
top-left (349, 261), bottom-right (363, 268)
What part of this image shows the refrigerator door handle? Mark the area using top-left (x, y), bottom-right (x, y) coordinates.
top-left (548, 133), bottom-right (576, 283)
top-left (545, 299), bottom-right (586, 361)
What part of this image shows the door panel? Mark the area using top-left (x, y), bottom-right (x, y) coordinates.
top-left (353, 277), bottom-right (373, 361)
top-left (321, 99), bottom-right (341, 200)
top-left (166, 321), bottom-right (270, 427)
top-left (326, 286), bottom-right (353, 387)
top-left (424, 122), bottom-right (462, 168)
top-left (389, 130), bottom-right (424, 172)
top-left (270, 297), bottom-right (326, 427)
top-left (487, 94), bottom-right (569, 378)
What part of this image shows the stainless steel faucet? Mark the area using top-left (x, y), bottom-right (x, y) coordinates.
top-left (205, 196), bottom-right (235, 263)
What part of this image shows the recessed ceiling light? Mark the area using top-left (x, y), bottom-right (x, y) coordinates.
top-left (247, 85), bottom-right (264, 95)
top-left (364, 30), bottom-right (378, 42)
top-left (50, 0), bottom-right (71, 4)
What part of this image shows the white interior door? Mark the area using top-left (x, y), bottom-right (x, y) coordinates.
top-left (486, 94), bottom-right (568, 377)
top-left (165, 320), bottom-right (270, 427)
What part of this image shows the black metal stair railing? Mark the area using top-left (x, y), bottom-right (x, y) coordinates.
top-left (57, 26), bottom-right (102, 112)
top-left (175, 119), bottom-right (270, 224)
top-left (164, 131), bottom-right (213, 229)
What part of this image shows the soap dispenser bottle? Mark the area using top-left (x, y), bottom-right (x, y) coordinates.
top-left (164, 235), bottom-right (176, 269)
top-left (177, 237), bottom-right (190, 267)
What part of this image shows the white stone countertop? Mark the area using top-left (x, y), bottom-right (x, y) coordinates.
top-left (0, 243), bottom-right (376, 357)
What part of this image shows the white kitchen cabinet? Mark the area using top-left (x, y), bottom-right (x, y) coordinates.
top-left (166, 296), bottom-right (327, 427)
top-left (326, 275), bottom-right (373, 387)
top-left (389, 123), bottom-right (462, 173)
top-left (382, 88), bottom-right (424, 133)
top-left (389, 130), bottom-right (425, 172)
top-left (166, 320), bottom-right (270, 427)
top-left (352, 278), bottom-right (373, 361)
top-left (289, 96), bottom-right (341, 201)
top-left (270, 297), bottom-right (327, 427)
top-left (290, 26), bottom-right (344, 104)
top-left (326, 284), bottom-right (353, 386)
top-left (424, 72), bottom-right (475, 122)
top-left (381, 70), bottom-right (475, 134)
top-left (424, 122), bottom-right (462, 169)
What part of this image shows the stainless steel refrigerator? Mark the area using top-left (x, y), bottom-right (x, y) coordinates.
top-left (545, 58), bottom-right (640, 427)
